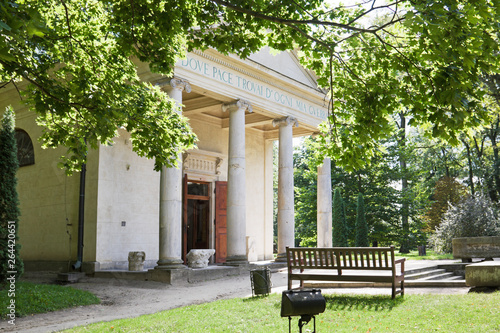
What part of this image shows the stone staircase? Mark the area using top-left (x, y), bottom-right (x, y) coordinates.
top-left (404, 263), bottom-right (467, 287)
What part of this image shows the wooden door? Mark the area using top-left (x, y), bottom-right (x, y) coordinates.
top-left (215, 181), bottom-right (227, 263)
top-left (182, 175), bottom-right (188, 263)
top-left (183, 176), bottom-right (211, 263)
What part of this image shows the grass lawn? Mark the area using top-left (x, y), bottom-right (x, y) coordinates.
top-left (0, 281), bottom-right (100, 318)
top-left (63, 291), bottom-right (500, 332)
top-left (396, 250), bottom-right (454, 260)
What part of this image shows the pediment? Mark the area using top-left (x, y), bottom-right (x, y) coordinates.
top-left (247, 47), bottom-right (319, 90)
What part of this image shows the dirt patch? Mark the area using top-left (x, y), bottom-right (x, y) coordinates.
top-left (3, 271), bottom-right (286, 333)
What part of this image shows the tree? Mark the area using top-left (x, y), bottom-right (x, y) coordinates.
top-left (424, 176), bottom-right (468, 231)
top-left (332, 188), bottom-right (348, 247)
top-left (355, 193), bottom-right (369, 247)
top-left (294, 140), bottom-right (318, 246)
top-left (0, 106), bottom-right (24, 283)
top-left (1, 1), bottom-right (499, 172)
top-left (431, 193), bottom-right (500, 253)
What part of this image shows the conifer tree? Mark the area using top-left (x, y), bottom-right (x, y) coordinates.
top-left (355, 193), bottom-right (369, 247)
top-left (333, 188), bottom-right (348, 247)
top-left (0, 107), bottom-right (24, 283)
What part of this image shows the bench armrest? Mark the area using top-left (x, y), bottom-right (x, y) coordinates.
top-left (394, 258), bottom-right (406, 274)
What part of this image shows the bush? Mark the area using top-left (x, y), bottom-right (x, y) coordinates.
top-left (430, 193), bottom-right (500, 253)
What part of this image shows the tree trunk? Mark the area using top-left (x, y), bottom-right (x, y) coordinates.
top-left (463, 139), bottom-right (475, 195)
top-left (487, 117), bottom-right (500, 202)
top-left (399, 112), bottom-right (410, 254)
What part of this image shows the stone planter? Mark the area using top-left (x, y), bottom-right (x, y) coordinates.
top-left (128, 251), bottom-right (146, 271)
top-left (186, 249), bottom-right (215, 268)
top-left (452, 236), bottom-right (500, 262)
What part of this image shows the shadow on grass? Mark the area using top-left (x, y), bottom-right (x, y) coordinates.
top-left (243, 295), bottom-right (271, 302)
top-left (324, 294), bottom-right (405, 312)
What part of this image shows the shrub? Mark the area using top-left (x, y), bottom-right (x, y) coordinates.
top-left (332, 188), bottom-right (348, 247)
top-left (355, 193), bottom-right (369, 247)
top-left (430, 193), bottom-right (500, 253)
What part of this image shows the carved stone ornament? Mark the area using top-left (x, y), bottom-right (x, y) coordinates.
top-left (128, 251), bottom-right (146, 271)
top-left (186, 249), bottom-right (215, 268)
top-left (183, 149), bottom-right (224, 176)
top-left (170, 77), bottom-right (192, 93)
top-left (221, 99), bottom-right (253, 113)
top-left (272, 116), bottom-right (299, 128)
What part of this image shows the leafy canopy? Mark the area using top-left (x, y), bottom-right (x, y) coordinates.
top-left (1, 0), bottom-right (499, 171)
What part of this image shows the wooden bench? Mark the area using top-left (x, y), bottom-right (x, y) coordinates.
top-left (286, 246), bottom-right (406, 298)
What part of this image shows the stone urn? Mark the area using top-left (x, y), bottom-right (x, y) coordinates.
top-left (128, 251), bottom-right (146, 271)
top-left (186, 249), bottom-right (215, 268)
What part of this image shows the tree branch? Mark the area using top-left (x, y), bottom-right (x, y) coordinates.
top-left (209, 0), bottom-right (406, 34)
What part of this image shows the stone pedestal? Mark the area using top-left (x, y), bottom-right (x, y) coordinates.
top-left (453, 236), bottom-right (500, 261)
top-left (187, 249), bottom-right (216, 268)
top-left (466, 261), bottom-right (500, 287)
top-left (128, 251), bottom-right (146, 271)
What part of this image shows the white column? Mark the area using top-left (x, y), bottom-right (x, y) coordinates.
top-left (317, 157), bottom-right (332, 247)
top-left (273, 116), bottom-right (298, 261)
top-left (222, 99), bottom-right (252, 265)
top-left (155, 77), bottom-right (191, 270)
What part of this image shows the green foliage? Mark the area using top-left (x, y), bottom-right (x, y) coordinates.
top-left (355, 193), bottom-right (369, 247)
top-left (63, 292), bottom-right (500, 333)
top-left (2, 1), bottom-right (499, 172)
top-left (294, 135), bottom-right (429, 249)
top-left (0, 282), bottom-right (100, 318)
top-left (431, 193), bottom-right (500, 253)
top-left (424, 176), bottom-right (468, 231)
top-left (1, 0), bottom-right (197, 173)
top-left (294, 140), bottom-right (318, 246)
top-left (0, 107), bottom-right (23, 283)
top-left (332, 188), bottom-right (348, 247)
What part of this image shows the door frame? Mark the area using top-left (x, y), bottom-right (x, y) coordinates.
top-left (182, 175), bottom-right (212, 263)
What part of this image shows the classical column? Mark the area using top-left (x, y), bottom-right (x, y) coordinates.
top-left (273, 116), bottom-right (298, 261)
top-left (317, 157), bottom-right (332, 247)
top-left (155, 77), bottom-right (191, 270)
top-left (222, 99), bottom-right (252, 265)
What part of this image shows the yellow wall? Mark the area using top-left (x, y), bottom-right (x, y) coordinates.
top-left (0, 84), bottom-right (98, 269)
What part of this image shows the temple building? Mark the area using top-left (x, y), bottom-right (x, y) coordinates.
top-left (1, 47), bottom-right (333, 273)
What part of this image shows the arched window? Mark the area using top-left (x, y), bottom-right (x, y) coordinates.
top-left (15, 129), bottom-right (35, 167)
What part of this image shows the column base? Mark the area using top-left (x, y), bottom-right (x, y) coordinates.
top-left (155, 258), bottom-right (187, 270)
top-left (224, 255), bottom-right (249, 266)
top-left (274, 253), bottom-right (287, 262)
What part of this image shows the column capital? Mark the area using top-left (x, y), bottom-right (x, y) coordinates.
top-left (155, 76), bottom-right (192, 93)
top-left (222, 99), bottom-right (253, 113)
top-left (169, 77), bottom-right (192, 93)
top-left (272, 116), bottom-right (299, 128)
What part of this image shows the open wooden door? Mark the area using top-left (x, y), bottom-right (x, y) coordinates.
top-left (215, 181), bottom-right (227, 263)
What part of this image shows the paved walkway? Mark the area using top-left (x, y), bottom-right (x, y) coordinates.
top-left (4, 260), bottom-right (471, 333)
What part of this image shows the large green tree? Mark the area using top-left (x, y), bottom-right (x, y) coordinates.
top-left (0, 106), bottom-right (24, 283)
top-left (1, 0), bottom-right (499, 172)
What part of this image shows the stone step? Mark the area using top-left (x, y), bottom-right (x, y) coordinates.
top-left (405, 279), bottom-right (466, 288)
top-left (419, 271), bottom-right (456, 281)
top-left (406, 268), bottom-right (447, 280)
top-left (405, 265), bottom-right (440, 276)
